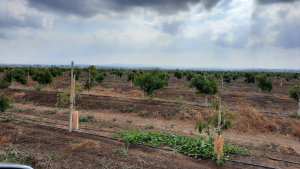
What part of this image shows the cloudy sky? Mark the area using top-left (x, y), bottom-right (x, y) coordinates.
top-left (0, 0), bottom-right (299, 69)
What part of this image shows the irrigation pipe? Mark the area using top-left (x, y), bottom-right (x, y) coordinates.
top-left (0, 116), bottom-right (285, 169)
top-left (1, 113), bottom-right (299, 167)
top-left (3, 88), bottom-right (297, 117)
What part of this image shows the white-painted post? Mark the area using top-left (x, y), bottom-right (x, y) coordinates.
top-left (69, 61), bottom-right (74, 132)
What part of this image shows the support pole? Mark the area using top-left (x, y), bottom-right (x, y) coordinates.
top-left (298, 94), bottom-right (300, 116)
top-left (69, 61), bottom-right (74, 132)
top-left (89, 68), bottom-right (90, 94)
top-left (11, 67), bottom-right (14, 89)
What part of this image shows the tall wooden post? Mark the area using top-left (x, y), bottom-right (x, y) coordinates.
top-left (11, 67), bottom-right (14, 89)
top-left (218, 97), bottom-right (221, 131)
top-left (69, 61), bottom-right (74, 132)
top-left (88, 68), bottom-right (90, 94)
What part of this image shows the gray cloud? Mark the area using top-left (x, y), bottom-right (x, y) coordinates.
top-left (256, 0), bottom-right (299, 5)
top-left (27, 0), bottom-right (221, 18)
top-left (272, 21), bottom-right (300, 48)
top-left (162, 21), bottom-right (183, 35)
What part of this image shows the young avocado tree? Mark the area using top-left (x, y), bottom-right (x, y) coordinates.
top-left (174, 68), bottom-right (183, 82)
top-left (127, 71), bottom-right (135, 87)
top-left (223, 74), bottom-right (231, 83)
top-left (84, 66), bottom-right (98, 94)
top-left (133, 70), bottom-right (167, 100)
top-left (0, 92), bottom-right (10, 112)
top-left (255, 75), bottom-right (273, 96)
top-left (190, 74), bottom-right (219, 107)
top-left (3, 67), bottom-right (28, 88)
top-left (186, 70), bottom-right (195, 82)
top-left (244, 72), bottom-right (255, 84)
top-left (114, 69), bottom-right (123, 79)
top-left (95, 72), bottom-right (106, 84)
top-left (32, 70), bottom-right (53, 91)
top-left (289, 85), bottom-right (300, 115)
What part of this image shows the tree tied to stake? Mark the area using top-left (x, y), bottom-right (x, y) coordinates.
top-left (0, 92), bottom-right (10, 112)
top-left (244, 72), bottom-right (255, 84)
top-left (56, 83), bottom-right (83, 107)
top-left (69, 68), bottom-right (82, 80)
top-left (289, 85), bottom-right (300, 115)
top-left (255, 74), bottom-right (273, 96)
top-left (223, 74), bottom-right (231, 83)
top-left (190, 74), bottom-right (219, 107)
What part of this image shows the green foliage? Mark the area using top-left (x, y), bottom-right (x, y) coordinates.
top-left (169, 97), bottom-right (186, 106)
top-left (98, 101), bottom-right (107, 109)
top-left (79, 114), bottom-right (94, 122)
top-left (113, 118), bottom-right (117, 121)
top-left (1, 115), bottom-right (14, 122)
top-left (223, 74), bottom-right (231, 83)
top-left (145, 124), bottom-right (154, 129)
top-left (0, 146), bottom-right (31, 164)
top-left (8, 108), bottom-right (24, 113)
top-left (96, 73), bottom-right (105, 84)
top-left (32, 70), bottom-right (53, 85)
top-left (39, 116), bottom-right (44, 121)
top-left (0, 79), bottom-right (10, 88)
top-left (35, 84), bottom-right (42, 91)
top-left (174, 69), bottom-right (183, 79)
top-left (113, 69), bottom-right (123, 78)
top-left (99, 157), bottom-right (113, 169)
top-left (190, 75), bottom-right (218, 96)
top-left (44, 110), bottom-right (57, 114)
top-left (0, 92), bottom-right (10, 112)
top-left (289, 85), bottom-right (300, 102)
top-left (255, 75), bottom-right (273, 92)
top-left (244, 72), bottom-right (255, 84)
top-left (195, 96), bottom-right (235, 136)
top-left (3, 68), bottom-right (28, 85)
top-left (69, 68), bottom-right (82, 80)
top-left (185, 71), bottom-right (195, 81)
top-left (16, 119), bottom-right (27, 125)
top-left (55, 83), bottom-right (82, 107)
top-left (124, 107), bottom-right (135, 112)
top-left (119, 129), bottom-right (249, 164)
top-left (83, 104), bottom-right (91, 110)
top-left (113, 144), bottom-right (129, 156)
top-left (127, 71), bottom-right (135, 82)
top-left (126, 119), bottom-right (132, 123)
top-left (134, 73), bottom-right (167, 100)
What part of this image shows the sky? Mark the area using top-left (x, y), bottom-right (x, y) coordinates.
top-left (0, 0), bottom-right (299, 69)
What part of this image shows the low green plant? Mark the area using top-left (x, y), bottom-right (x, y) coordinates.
top-left (22, 96), bottom-right (32, 103)
top-left (0, 79), bottom-right (10, 89)
top-left (35, 84), bottom-right (42, 91)
top-left (126, 119), bottom-right (132, 123)
top-left (124, 107), bottom-right (135, 112)
top-left (63, 111), bottom-right (69, 114)
top-left (83, 105), bottom-right (91, 110)
top-left (145, 124), bottom-right (154, 129)
top-left (101, 83), bottom-right (113, 85)
top-left (98, 101), bottom-right (107, 110)
top-left (0, 92), bottom-right (10, 112)
top-left (113, 144), bottom-right (129, 156)
top-left (8, 108), bottom-right (24, 113)
top-left (79, 114), bottom-right (94, 122)
top-left (107, 124), bottom-right (114, 128)
top-left (99, 157), bottom-right (113, 169)
top-left (0, 146), bottom-right (31, 164)
top-left (113, 118), bottom-right (117, 121)
top-left (175, 107), bottom-right (188, 113)
top-left (1, 115), bottom-right (14, 122)
top-left (119, 129), bottom-right (249, 165)
top-left (224, 85), bottom-right (229, 87)
top-left (270, 142), bottom-right (280, 149)
top-left (169, 97), bottom-right (186, 105)
top-left (39, 116), bottom-right (44, 122)
top-left (44, 110), bottom-right (57, 114)
top-left (16, 119), bottom-right (27, 125)
top-left (137, 112), bottom-right (146, 118)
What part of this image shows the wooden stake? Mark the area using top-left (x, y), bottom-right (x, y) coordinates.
top-left (218, 97), bottom-right (221, 131)
top-left (11, 67), bottom-right (14, 89)
top-left (69, 61), bottom-right (74, 132)
top-left (72, 111), bottom-right (78, 130)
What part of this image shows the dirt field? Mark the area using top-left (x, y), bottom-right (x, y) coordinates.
top-left (1, 72), bottom-right (300, 169)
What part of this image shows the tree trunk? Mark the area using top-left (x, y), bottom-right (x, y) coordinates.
top-left (131, 79), bottom-right (132, 87)
top-left (205, 95), bottom-right (207, 107)
top-left (259, 88), bottom-right (260, 97)
top-left (176, 77), bottom-right (177, 82)
top-left (48, 84), bottom-right (49, 92)
top-left (114, 75), bottom-right (115, 80)
top-left (222, 77), bottom-right (223, 86)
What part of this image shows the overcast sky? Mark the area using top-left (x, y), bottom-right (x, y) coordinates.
top-left (0, 0), bottom-right (299, 69)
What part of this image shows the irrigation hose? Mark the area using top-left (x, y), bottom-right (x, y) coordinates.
top-left (0, 115), bottom-right (283, 169)
top-left (4, 88), bottom-right (296, 117)
top-left (1, 113), bottom-right (299, 167)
